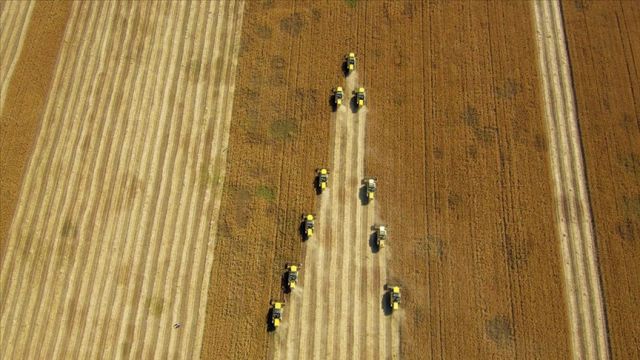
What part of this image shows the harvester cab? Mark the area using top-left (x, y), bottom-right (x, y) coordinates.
top-left (375, 224), bottom-right (388, 248)
top-left (270, 300), bottom-right (285, 328)
top-left (334, 87), bottom-right (344, 106)
top-left (363, 177), bottom-right (377, 202)
top-left (286, 263), bottom-right (302, 290)
top-left (346, 52), bottom-right (356, 73)
top-left (317, 168), bottom-right (329, 193)
top-left (302, 214), bottom-right (315, 239)
top-left (355, 87), bottom-right (366, 108)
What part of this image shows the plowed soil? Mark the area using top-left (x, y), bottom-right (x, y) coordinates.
top-left (562, 1), bottom-right (640, 358)
top-left (202, 1), bottom-right (571, 359)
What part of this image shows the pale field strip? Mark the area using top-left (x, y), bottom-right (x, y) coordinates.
top-left (0, 1), bottom-right (244, 359)
top-left (532, 1), bottom-right (609, 359)
top-left (0, 0), bottom-right (35, 110)
top-left (276, 71), bottom-right (397, 360)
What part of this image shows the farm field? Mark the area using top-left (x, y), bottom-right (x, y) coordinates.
top-left (1, 1), bottom-right (244, 358)
top-left (562, 0), bottom-right (640, 358)
top-left (202, 1), bottom-right (573, 359)
top-left (1, 0), bottom-right (638, 359)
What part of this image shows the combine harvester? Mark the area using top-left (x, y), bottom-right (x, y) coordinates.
top-left (302, 214), bottom-right (315, 239)
top-left (386, 285), bottom-right (402, 312)
top-left (363, 177), bottom-right (377, 203)
top-left (333, 87), bottom-right (344, 107)
top-left (374, 224), bottom-right (388, 248)
top-left (346, 52), bottom-right (357, 74)
top-left (355, 87), bottom-right (366, 109)
top-left (285, 263), bottom-right (302, 290)
top-left (269, 300), bottom-right (285, 329)
top-left (316, 168), bottom-right (330, 193)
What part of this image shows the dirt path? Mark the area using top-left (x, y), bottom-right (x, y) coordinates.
top-left (275, 70), bottom-right (398, 359)
top-left (0, 0), bottom-right (34, 110)
top-left (0, 1), bottom-right (244, 358)
top-left (532, 1), bottom-right (609, 359)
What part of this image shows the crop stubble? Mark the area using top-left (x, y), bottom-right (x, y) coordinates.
top-left (562, 0), bottom-right (640, 358)
top-left (0, 1), bottom-right (244, 358)
top-left (0, 0), bottom-right (70, 254)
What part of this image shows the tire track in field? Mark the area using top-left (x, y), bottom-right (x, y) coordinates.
top-left (532, 1), bottom-right (609, 359)
top-left (0, 0), bottom-right (34, 109)
top-left (0, 1), bottom-right (245, 358)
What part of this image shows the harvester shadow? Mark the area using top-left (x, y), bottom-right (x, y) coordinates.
top-left (328, 94), bottom-right (338, 112)
top-left (342, 61), bottom-right (350, 77)
top-left (349, 95), bottom-right (359, 114)
top-left (381, 290), bottom-right (393, 316)
top-left (281, 271), bottom-right (292, 294)
top-left (358, 185), bottom-right (369, 206)
top-left (266, 309), bottom-right (277, 332)
top-left (368, 231), bottom-right (379, 254)
top-left (299, 221), bottom-right (308, 242)
top-left (314, 176), bottom-right (323, 196)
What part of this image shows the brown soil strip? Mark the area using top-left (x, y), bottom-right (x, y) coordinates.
top-left (0, 0), bottom-right (71, 256)
top-left (561, 0), bottom-right (640, 358)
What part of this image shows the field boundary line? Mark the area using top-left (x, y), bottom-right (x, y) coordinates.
top-left (532, 1), bottom-right (609, 359)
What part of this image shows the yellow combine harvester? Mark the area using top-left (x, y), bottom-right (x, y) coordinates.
top-left (286, 263), bottom-right (301, 290)
top-left (355, 87), bottom-right (366, 108)
top-left (270, 300), bottom-right (285, 328)
top-left (388, 285), bottom-right (401, 311)
top-left (334, 87), bottom-right (344, 106)
top-left (317, 168), bottom-right (329, 193)
top-left (375, 224), bottom-right (388, 248)
top-left (363, 177), bottom-right (377, 202)
top-left (302, 214), bottom-right (315, 239)
top-left (346, 52), bottom-right (356, 73)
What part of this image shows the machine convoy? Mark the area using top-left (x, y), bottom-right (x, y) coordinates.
top-left (317, 168), bottom-right (329, 193)
top-left (268, 52), bottom-right (403, 332)
top-left (363, 177), bottom-right (377, 202)
top-left (375, 224), bottom-right (388, 248)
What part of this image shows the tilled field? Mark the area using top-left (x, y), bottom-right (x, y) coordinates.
top-left (562, 0), bottom-right (640, 358)
top-left (0, 1), bottom-right (244, 358)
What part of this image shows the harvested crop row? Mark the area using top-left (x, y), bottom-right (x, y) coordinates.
top-left (0, 1), bottom-right (244, 358)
